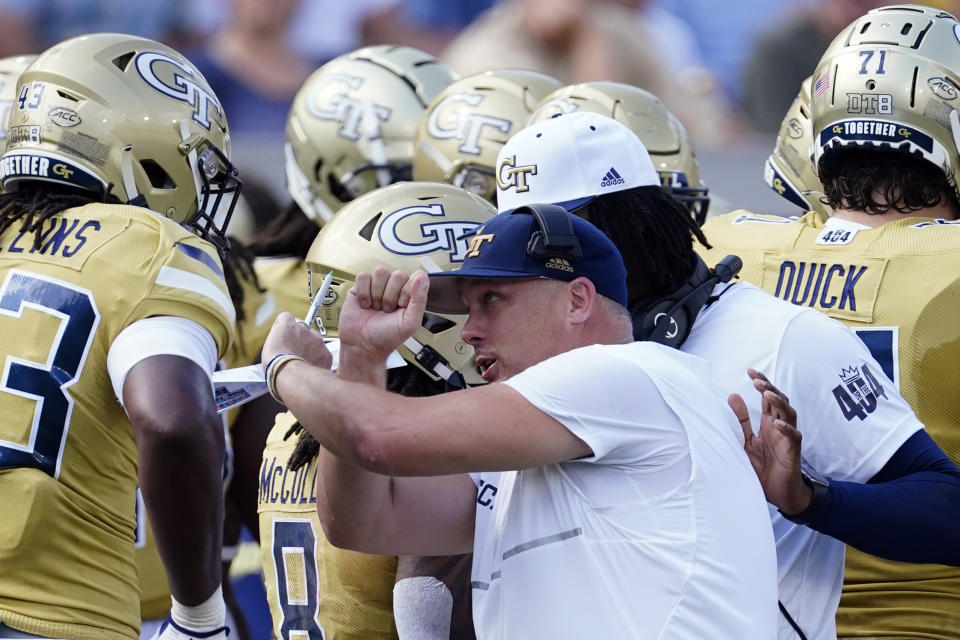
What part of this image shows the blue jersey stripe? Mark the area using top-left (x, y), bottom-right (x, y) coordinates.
top-left (175, 242), bottom-right (224, 279)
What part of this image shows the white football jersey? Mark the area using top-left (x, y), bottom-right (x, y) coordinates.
top-left (470, 342), bottom-right (778, 640)
top-left (682, 281), bottom-right (922, 640)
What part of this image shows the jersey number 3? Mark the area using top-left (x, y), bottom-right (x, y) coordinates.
top-left (0, 270), bottom-right (99, 478)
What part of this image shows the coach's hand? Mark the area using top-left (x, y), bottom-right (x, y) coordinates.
top-left (728, 369), bottom-right (811, 516)
top-left (340, 267), bottom-right (428, 362)
top-left (262, 312), bottom-right (334, 370)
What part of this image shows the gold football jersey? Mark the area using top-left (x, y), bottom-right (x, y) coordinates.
top-left (223, 261), bottom-right (277, 371)
top-left (259, 412), bottom-right (398, 640)
top-left (135, 489), bottom-right (172, 622)
top-left (253, 256), bottom-right (312, 320)
top-left (700, 211), bottom-right (960, 639)
top-left (0, 203), bottom-right (234, 640)
top-left (136, 260), bottom-right (277, 623)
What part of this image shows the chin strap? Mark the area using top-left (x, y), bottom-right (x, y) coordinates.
top-left (120, 145), bottom-right (147, 207)
top-left (283, 142), bottom-right (336, 224)
top-left (949, 111), bottom-right (960, 195)
top-left (361, 97), bottom-right (392, 188)
top-left (402, 336), bottom-right (464, 388)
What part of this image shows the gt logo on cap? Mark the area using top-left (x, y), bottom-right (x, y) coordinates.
top-left (497, 155), bottom-right (537, 193)
top-left (465, 232), bottom-right (495, 258)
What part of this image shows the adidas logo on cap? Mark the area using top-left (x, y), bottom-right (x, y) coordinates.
top-left (545, 257), bottom-right (574, 272)
top-left (600, 167), bottom-right (625, 188)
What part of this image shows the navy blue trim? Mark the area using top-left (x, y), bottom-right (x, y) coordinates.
top-left (175, 242), bottom-right (224, 279)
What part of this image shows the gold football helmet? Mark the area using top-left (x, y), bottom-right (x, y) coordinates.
top-left (285, 45), bottom-right (457, 226)
top-left (765, 76), bottom-right (830, 219)
top-left (812, 5), bottom-right (960, 198)
top-left (413, 69), bottom-right (562, 203)
top-left (528, 81), bottom-right (710, 224)
top-left (0, 55), bottom-right (36, 142)
top-left (0, 34), bottom-right (240, 257)
top-left (305, 181), bottom-right (496, 386)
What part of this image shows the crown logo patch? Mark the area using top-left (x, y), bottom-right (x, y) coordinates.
top-left (838, 366), bottom-right (862, 385)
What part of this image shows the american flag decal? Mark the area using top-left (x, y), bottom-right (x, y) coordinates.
top-left (814, 72), bottom-right (831, 98)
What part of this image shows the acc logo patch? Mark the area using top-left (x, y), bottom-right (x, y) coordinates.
top-left (928, 76), bottom-right (958, 101)
top-left (377, 203), bottom-right (481, 262)
top-left (425, 92), bottom-right (512, 155)
top-left (48, 107), bottom-right (80, 127)
top-left (306, 73), bottom-right (391, 141)
top-left (786, 117), bottom-right (803, 139)
top-left (136, 51), bottom-right (223, 130)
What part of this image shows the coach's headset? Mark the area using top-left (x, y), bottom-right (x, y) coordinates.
top-left (630, 253), bottom-right (741, 348)
top-left (509, 203), bottom-right (741, 349)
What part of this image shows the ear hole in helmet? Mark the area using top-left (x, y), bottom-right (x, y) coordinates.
top-left (422, 313), bottom-right (455, 334)
top-left (358, 212), bottom-right (381, 240)
top-left (140, 160), bottom-right (176, 189)
top-left (328, 174), bottom-right (353, 203)
top-left (111, 52), bottom-right (136, 72)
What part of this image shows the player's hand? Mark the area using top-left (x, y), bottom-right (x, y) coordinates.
top-left (149, 615), bottom-right (229, 640)
top-left (339, 267), bottom-right (428, 361)
top-left (262, 312), bottom-right (334, 371)
top-left (728, 369), bottom-right (812, 516)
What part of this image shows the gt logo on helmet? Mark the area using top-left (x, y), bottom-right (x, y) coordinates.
top-left (135, 52), bottom-right (223, 130)
top-left (426, 93), bottom-right (512, 155)
top-left (378, 203), bottom-right (481, 262)
top-left (307, 73), bottom-right (392, 141)
top-left (528, 97), bottom-right (578, 123)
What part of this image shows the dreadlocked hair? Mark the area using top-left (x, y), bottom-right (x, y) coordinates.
top-left (818, 148), bottom-right (960, 215)
top-left (0, 184), bottom-right (116, 249)
top-left (222, 237), bottom-right (265, 326)
top-left (575, 185), bottom-right (711, 303)
top-left (247, 201), bottom-right (318, 258)
top-left (285, 364), bottom-right (453, 471)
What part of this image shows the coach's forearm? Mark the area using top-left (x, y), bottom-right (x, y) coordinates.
top-left (274, 351), bottom-right (401, 550)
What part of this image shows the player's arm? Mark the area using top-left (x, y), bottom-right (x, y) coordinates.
top-left (734, 313), bottom-right (960, 566)
top-left (794, 428), bottom-right (960, 566)
top-left (226, 391), bottom-right (284, 540)
top-left (109, 317), bottom-right (225, 605)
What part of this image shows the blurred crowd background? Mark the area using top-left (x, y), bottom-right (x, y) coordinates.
top-left (0, 0), bottom-right (951, 217)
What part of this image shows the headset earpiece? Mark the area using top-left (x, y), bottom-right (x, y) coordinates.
top-left (630, 254), bottom-right (741, 348)
top-left (511, 204), bottom-right (583, 261)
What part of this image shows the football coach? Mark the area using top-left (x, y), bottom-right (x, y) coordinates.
top-left (260, 204), bottom-right (779, 639)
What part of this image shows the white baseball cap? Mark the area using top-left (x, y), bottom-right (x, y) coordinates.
top-left (495, 111), bottom-right (660, 213)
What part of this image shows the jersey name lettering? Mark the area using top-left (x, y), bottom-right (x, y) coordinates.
top-left (761, 253), bottom-right (888, 322)
top-left (259, 454), bottom-right (318, 506)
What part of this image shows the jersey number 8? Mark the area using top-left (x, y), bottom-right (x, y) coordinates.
top-left (272, 518), bottom-right (326, 639)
